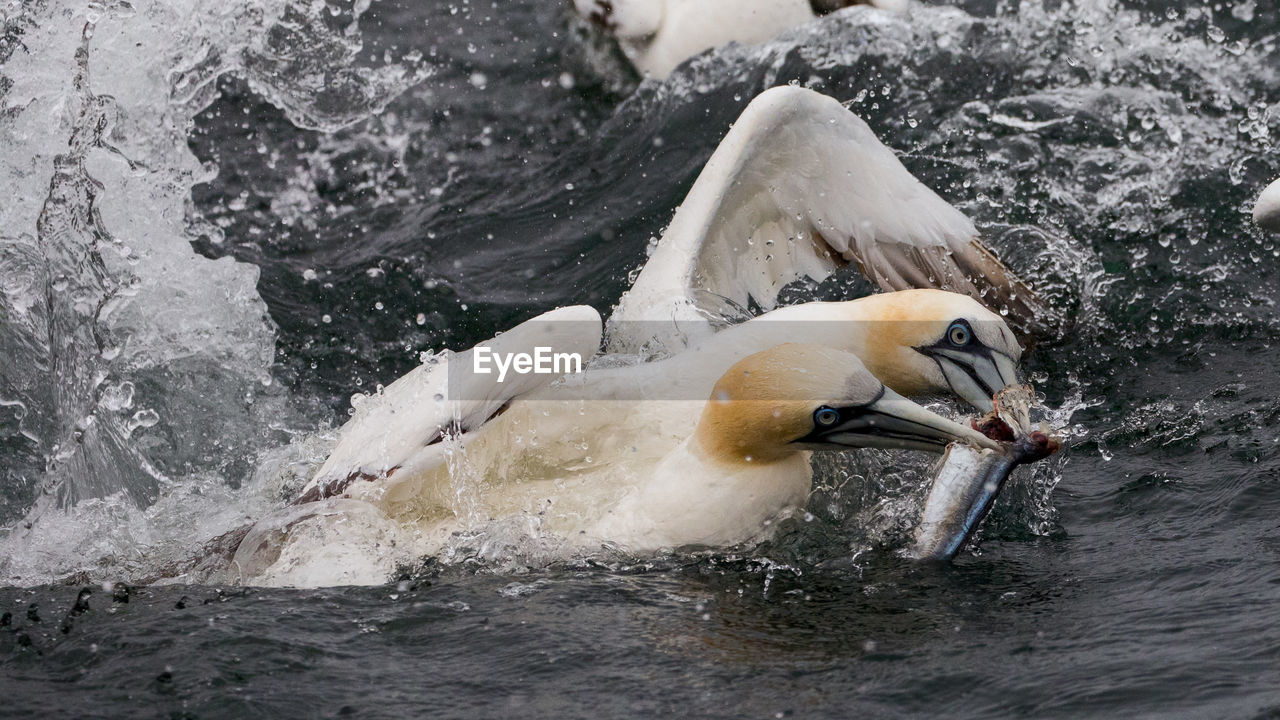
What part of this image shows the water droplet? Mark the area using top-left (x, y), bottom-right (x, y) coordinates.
top-left (100, 382), bottom-right (135, 412)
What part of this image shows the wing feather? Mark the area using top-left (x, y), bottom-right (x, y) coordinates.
top-left (607, 86), bottom-right (1047, 353)
top-left (299, 305), bottom-right (602, 502)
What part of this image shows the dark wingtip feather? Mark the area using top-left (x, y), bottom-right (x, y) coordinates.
top-left (845, 233), bottom-right (1057, 346)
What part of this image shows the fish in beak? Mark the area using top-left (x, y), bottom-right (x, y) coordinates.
top-left (910, 385), bottom-right (1061, 561)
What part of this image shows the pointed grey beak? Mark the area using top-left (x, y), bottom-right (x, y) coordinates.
top-left (799, 389), bottom-right (1001, 454)
top-left (929, 349), bottom-right (1021, 413)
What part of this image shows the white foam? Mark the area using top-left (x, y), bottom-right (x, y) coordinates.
top-left (0, 0), bottom-right (424, 585)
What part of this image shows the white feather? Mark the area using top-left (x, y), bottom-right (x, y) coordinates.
top-left (609, 86), bottom-right (1035, 354)
top-left (301, 305), bottom-right (602, 501)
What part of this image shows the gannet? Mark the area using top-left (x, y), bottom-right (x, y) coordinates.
top-left (229, 85), bottom-right (1054, 584)
top-left (232, 337), bottom-right (1000, 586)
top-left (572, 0), bottom-right (907, 79)
top-left (615, 288), bottom-right (1023, 415)
top-left (1255, 178), bottom-right (1280, 232)
top-left (295, 289), bottom-right (1021, 516)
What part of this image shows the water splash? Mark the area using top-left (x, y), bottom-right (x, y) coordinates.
top-left (5, 0), bottom-right (1279, 584)
top-left (0, 0), bottom-right (426, 583)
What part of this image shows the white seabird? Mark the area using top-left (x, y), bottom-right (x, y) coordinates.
top-left (229, 86), bottom-right (1053, 585)
top-left (572, 0), bottom-right (908, 79)
top-left (232, 326), bottom-right (1001, 586)
top-left (1254, 177), bottom-right (1280, 233)
top-left (296, 288), bottom-right (1021, 509)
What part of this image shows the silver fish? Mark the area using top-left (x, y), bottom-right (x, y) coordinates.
top-left (909, 385), bottom-right (1060, 561)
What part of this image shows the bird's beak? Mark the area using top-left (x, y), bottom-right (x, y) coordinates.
top-left (928, 348), bottom-right (1021, 413)
top-left (800, 391), bottom-right (1001, 454)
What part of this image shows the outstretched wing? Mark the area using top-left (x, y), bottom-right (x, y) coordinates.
top-left (299, 305), bottom-right (602, 503)
top-left (607, 85), bottom-right (1046, 353)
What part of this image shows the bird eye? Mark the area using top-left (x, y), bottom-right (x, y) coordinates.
top-left (947, 321), bottom-right (971, 347)
top-left (814, 406), bottom-right (840, 427)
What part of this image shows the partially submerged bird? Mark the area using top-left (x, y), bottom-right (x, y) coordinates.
top-left (232, 334), bottom-right (1002, 586)
top-left (572, 0), bottom-right (907, 79)
top-left (229, 86), bottom-right (1059, 585)
top-left (1254, 178), bottom-right (1280, 233)
top-left (291, 287), bottom-right (1022, 518)
top-left (611, 288), bottom-right (1023, 416)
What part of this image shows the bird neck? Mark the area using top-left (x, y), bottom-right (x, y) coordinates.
top-left (613, 437), bottom-right (812, 549)
top-left (682, 434), bottom-right (813, 489)
top-left (830, 295), bottom-right (940, 398)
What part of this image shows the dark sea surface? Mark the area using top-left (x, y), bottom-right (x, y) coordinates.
top-left (3, 0), bottom-right (1280, 716)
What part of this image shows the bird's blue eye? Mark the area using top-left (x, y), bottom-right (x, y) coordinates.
top-left (947, 321), bottom-right (971, 347)
top-left (814, 407), bottom-right (840, 427)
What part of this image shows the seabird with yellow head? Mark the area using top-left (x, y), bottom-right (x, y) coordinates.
top-left (228, 86), bottom-right (1056, 585)
top-left (232, 339), bottom-right (1000, 585)
top-left (584, 343), bottom-right (999, 551)
top-left (667, 288), bottom-right (1023, 415)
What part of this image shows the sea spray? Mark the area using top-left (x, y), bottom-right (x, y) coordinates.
top-left (0, 0), bottom-right (426, 584)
